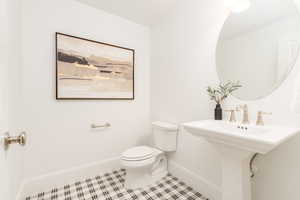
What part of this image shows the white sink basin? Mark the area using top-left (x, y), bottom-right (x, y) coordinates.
top-left (183, 120), bottom-right (300, 154)
top-left (183, 120), bottom-right (300, 200)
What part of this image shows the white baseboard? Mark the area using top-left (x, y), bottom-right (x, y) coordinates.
top-left (168, 161), bottom-right (221, 200)
top-left (17, 157), bottom-right (121, 200)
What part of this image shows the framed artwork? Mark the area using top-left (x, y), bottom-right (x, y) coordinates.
top-left (56, 32), bottom-right (135, 100)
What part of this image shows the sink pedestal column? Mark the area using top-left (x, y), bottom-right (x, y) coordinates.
top-left (211, 141), bottom-right (254, 200)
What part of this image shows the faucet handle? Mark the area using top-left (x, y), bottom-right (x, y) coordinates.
top-left (236, 104), bottom-right (245, 111)
top-left (238, 104), bottom-right (248, 110)
top-left (224, 109), bottom-right (236, 123)
top-left (256, 111), bottom-right (272, 126)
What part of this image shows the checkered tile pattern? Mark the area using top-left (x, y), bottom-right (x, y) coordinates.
top-left (25, 169), bottom-right (209, 200)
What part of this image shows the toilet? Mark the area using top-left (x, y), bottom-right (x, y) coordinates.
top-left (121, 121), bottom-right (178, 189)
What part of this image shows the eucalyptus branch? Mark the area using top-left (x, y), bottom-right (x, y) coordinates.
top-left (206, 81), bottom-right (242, 104)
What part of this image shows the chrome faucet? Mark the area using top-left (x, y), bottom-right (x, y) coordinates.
top-left (237, 104), bottom-right (250, 124)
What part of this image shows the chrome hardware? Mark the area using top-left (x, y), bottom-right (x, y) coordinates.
top-left (256, 111), bottom-right (272, 126)
top-left (3, 132), bottom-right (26, 149)
top-left (225, 109), bottom-right (236, 123)
top-left (91, 123), bottom-right (111, 129)
top-left (237, 104), bottom-right (250, 124)
top-left (250, 153), bottom-right (259, 178)
top-left (237, 125), bottom-right (248, 131)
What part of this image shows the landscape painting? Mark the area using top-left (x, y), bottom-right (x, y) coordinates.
top-left (56, 33), bottom-right (134, 100)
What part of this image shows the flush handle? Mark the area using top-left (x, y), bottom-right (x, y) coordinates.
top-left (3, 132), bottom-right (26, 149)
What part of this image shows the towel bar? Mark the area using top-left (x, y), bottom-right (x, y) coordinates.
top-left (91, 123), bottom-right (111, 129)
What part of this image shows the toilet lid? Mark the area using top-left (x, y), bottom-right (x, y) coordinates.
top-left (122, 146), bottom-right (154, 161)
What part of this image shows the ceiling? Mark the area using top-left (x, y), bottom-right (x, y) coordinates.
top-left (75, 0), bottom-right (300, 31)
top-left (75, 0), bottom-right (176, 26)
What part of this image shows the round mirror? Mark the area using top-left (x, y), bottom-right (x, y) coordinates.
top-left (216, 0), bottom-right (300, 100)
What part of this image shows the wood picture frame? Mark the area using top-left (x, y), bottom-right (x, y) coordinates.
top-left (56, 32), bottom-right (135, 100)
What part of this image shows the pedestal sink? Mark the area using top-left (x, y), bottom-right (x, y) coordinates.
top-left (183, 120), bottom-right (300, 200)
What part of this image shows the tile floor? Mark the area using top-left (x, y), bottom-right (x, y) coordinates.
top-left (25, 169), bottom-right (209, 200)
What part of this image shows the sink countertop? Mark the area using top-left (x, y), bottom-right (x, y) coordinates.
top-left (183, 120), bottom-right (300, 154)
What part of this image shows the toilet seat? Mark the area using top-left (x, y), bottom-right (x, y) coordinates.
top-left (121, 146), bottom-right (167, 189)
top-left (122, 146), bottom-right (154, 161)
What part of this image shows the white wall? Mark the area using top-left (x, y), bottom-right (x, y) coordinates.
top-left (151, 0), bottom-right (226, 196)
top-left (20, 0), bottom-right (151, 181)
top-left (151, 0), bottom-right (300, 200)
top-left (0, 0), bottom-right (23, 199)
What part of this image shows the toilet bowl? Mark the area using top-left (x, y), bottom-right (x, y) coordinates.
top-left (121, 146), bottom-right (168, 189)
top-left (121, 121), bottom-right (178, 189)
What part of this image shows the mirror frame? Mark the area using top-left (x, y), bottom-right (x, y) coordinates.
top-left (215, 4), bottom-right (300, 101)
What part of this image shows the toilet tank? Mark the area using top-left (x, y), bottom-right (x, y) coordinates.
top-left (152, 121), bottom-right (178, 152)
